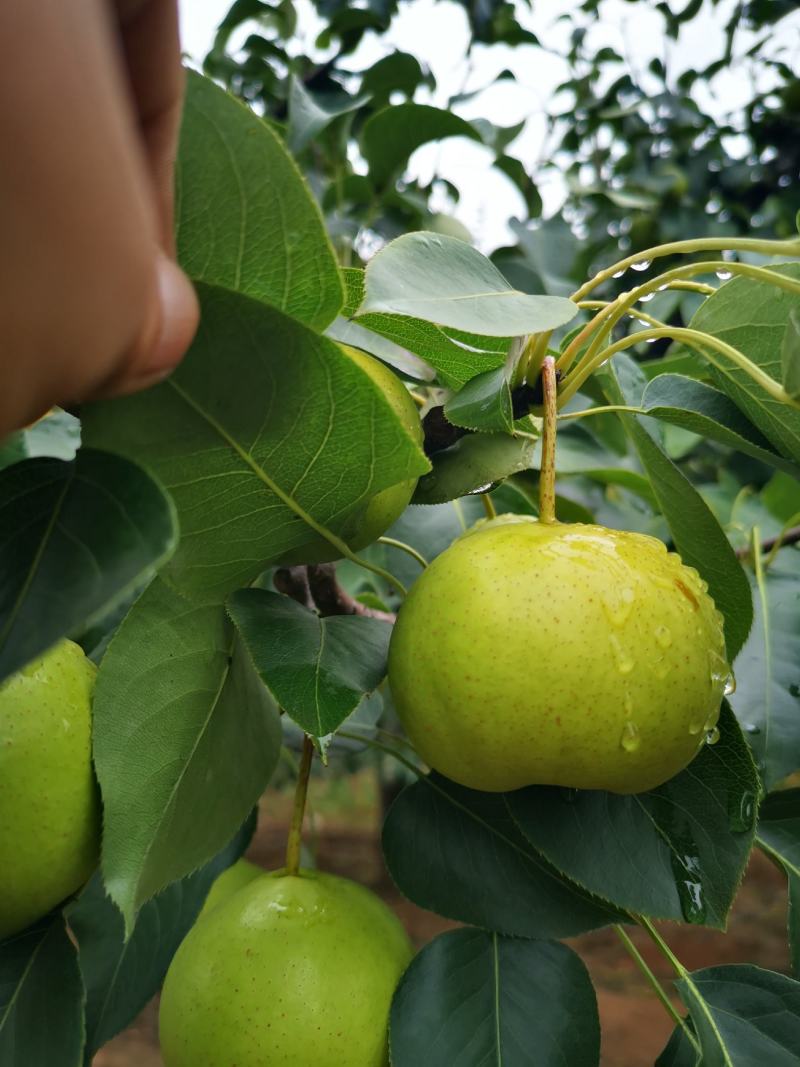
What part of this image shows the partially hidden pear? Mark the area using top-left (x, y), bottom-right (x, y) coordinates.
top-left (0, 640), bottom-right (100, 939)
top-left (159, 868), bottom-right (413, 1067)
top-left (388, 517), bottom-right (729, 794)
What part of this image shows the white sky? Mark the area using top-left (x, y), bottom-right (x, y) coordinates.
top-left (178, 0), bottom-right (800, 249)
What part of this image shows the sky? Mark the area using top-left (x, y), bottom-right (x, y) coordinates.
top-left (177, 0), bottom-right (799, 248)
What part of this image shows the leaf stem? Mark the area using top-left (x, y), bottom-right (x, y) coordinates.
top-left (538, 356), bottom-right (558, 524)
top-left (377, 536), bottom-right (429, 568)
top-left (571, 236), bottom-right (800, 301)
top-left (637, 916), bottom-right (689, 979)
top-left (614, 925), bottom-right (692, 1040)
top-left (337, 729), bottom-right (424, 777)
top-left (557, 404), bottom-right (646, 421)
top-left (285, 734), bottom-right (314, 877)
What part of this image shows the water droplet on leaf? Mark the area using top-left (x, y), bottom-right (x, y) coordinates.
top-left (728, 791), bottom-right (756, 832)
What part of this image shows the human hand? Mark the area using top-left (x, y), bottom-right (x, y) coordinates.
top-left (0, 0), bottom-right (199, 436)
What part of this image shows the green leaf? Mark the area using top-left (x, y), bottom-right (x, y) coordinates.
top-left (0, 915), bottom-right (84, 1067)
top-left (227, 588), bottom-right (391, 742)
top-left (382, 773), bottom-right (623, 938)
top-left (643, 375), bottom-right (800, 480)
top-left (0, 449), bottom-right (178, 682)
top-left (444, 363), bottom-right (515, 433)
top-left (93, 578), bottom-right (281, 931)
top-left (360, 232), bottom-right (579, 336)
top-left (493, 154), bottom-right (543, 217)
top-left (411, 433), bottom-right (537, 505)
top-left (70, 814), bottom-right (254, 1061)
top-left (508, 704), bottom-right (759, 927)
top-left (690, 264), bottom-right (800, 465)
top-left (360, 104), bottom-right (482, 187)
top-left (729, 552), bottom-right (800, 788)
top-left (782, 309), bottom-right (800, 400)
top-left (287, 77), bottom-right (366, 154)
top-left (657, 965), bottom-right (800, 1066)
top-left (345, 265), bottom-right (509, 388)
top-left (82, 285), bottom-right (429, 601)
top-left (390, 929), bottom-right (600, 1067)
top-left (603, 358), bottom-right (753, 660)
top-left (757, 789), bottom-right (800, 977)
top-left (176, 70), bottom-right (343, 330)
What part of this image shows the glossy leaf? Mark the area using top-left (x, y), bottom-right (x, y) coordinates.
top-left (508, 704), bottom-right (759, 927)
top-left (82, 285), bottom-right (429, 601)
top-left (69, 814), bottom-right (254, 1061)
top-left (603, 358), bottom-right (753, 660)
top-left (93, 578), bottom-right (281, 931)
top-left (361, 104), bottom-right (481, 187)
top-left (0, 915), bottom-right (84, 1066)
top-left (690, 264), bottom-right (800, 464)
top-left (657, 965), bottom-right (800, 1066)
top-left (757, 789), bottom-right (800, 977)
top-left (412, 433), bottom-right (537, 505)
top-left (176, 70), bottom-right (343, 330)
top-left (643, 375), bottom-right (800, 480)
top-left (390, 929), bottom-right (600, 1067)
top-left (382, 773), bottom-right (623, 938)
top-left (728, 551), bottom-right (800, 788)
top-left (227, 588), bottom-right (391, 741)
top-left (360, 232), bottom-right (579, 336)
top-left (0, 449), bottom-right (178, 682)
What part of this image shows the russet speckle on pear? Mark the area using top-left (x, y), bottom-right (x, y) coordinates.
top-left (388, 517), bottom-right (728, 794)
top-left (159, 868), bottom-right (413, 1067)
top-left (0, 640), bottom-right (100, 939)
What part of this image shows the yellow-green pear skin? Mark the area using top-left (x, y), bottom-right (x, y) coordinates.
top-left (280, 345), bottom-right (422, 565)
top-left (388, 518), bottom-right (729, 795)
top-left (197, 857), bottom-right (263, 920)
top-left (159, 869), bottom-right (413, 1067)
top-left (0, 640), bottom-right (100, 939)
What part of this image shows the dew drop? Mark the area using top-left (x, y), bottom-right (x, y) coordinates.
top-left (603, 593), bottom-right (634, 627)
top-left (612, 268), bottom-right (626, 278)
top-left (728, 791), bottom-right (756, 833)
top-left (639, 292), bottom-right (655, 303)
top-left (669, 847), bottom-right (707, 924)
top-left (744, 723), bottom-right (761, 735)
top-left (620, 720), bottom-right (641, 752)
top-left (688, 717), bottom-right (704, 736)
top-left (624, 691), bottom-right (634, 717)
top-left (631, 259), bottom-right (652, 272)
top-left (654, 625), bottom-right (672, 649)
top-left (645, 337), bottom-right (657, 343)
top-left (716, 269), bottom-right (733, 281)
top-left (637, 318), bottom-right (650, 327)
top-left (657, 283), bottom-right (668, 292)
top-left (724, 673), bottom-right (736, 697)
top-left (609, 633), bottom-right (635, 674)
top-left (705, 725), bottom-right (721, 745)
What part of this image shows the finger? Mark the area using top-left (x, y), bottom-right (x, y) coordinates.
top-left (113, 0), bottom-right (185, 252)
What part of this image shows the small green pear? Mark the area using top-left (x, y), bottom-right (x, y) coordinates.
top-left (0, 640), bottom-right (100, 940)
top-left (197, 857), bottom-right (263, 920)
top-left (159, 869), bottom-right (413, 1067)
top-left (388, 517), bottom-right (729, 794)
top-left (280, 345), bottom-right (422, 565)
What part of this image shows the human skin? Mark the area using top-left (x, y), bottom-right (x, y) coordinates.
top-left (0, 0), bottom-right (198, 437)
top-left (160, 868), bottom-right (413, 1067)
top-left (388, 517), bottom-right (728, 794)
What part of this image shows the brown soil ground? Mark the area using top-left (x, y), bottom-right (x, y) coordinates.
top-left (92, 772), bottom-right (789, 1067)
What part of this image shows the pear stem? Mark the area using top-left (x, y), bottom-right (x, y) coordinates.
top-left (538, 355), bottom-right (558, 524)
top-left (614, 925), bottom-right (694, 1043)
top-left (481, 493), bottom-right (497, 520)
top-left (285, 734), bottom-right (314, 877)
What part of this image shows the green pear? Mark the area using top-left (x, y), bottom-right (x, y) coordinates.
top-left (160, 869), bottom-right (413, 1067)
top-left (0, 640), bottom-right (100, 939)
top-left (280, 345), bottom-right (422, 565)
top-left (197, 857), bottom-right (263, 920)
top-left (388, 517), bottom-right (728, 794)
